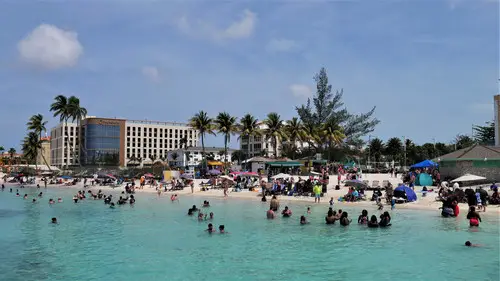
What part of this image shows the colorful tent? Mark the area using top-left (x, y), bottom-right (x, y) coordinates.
top-left (411, 160), bottom-right (437, 168)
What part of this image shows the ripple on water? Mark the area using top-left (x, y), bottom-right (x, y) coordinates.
top-left (0, 187), bottom-right (498, 281)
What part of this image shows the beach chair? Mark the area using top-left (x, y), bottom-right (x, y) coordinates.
top-left (371, 180), bottom-right (380, 190)
top-left (382, 180), bottom-right (390, 188)
top-left (363, 180), bottom-right (370, 188)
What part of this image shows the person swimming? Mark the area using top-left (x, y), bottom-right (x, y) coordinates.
top-left (49, 198), bottom-right (55, 204)
top-left (219, 225), bottom-right (226, 234)
top-left (306, 207), bottom-right (311, 214)
top-left (170, 194), bottom-right (178, 202)
top-left (38, 192), bottom-right (43, 197)
top-left (110, 202), bottom-right (115, 209)
top-left (130, 195), bottom-right (136, 205)
top-left (379, 212), bottom-right (392, 227)
top-left (281, 206), bottom-right (292, 217)
top-left (367, 215), bottom-right (379, 228)
top-left (203, 200), bottom-right (210, 207)
top-left (358, 210), bottom-right (368, 224)
top-left (261, 195), bottom-right (267, 202)
top-left (209, 212), bottom-right (214, 220)
top-left (325, 209), bottom-right (337, 224)
top-left (51, 217), bottom-right (58, 224)
top-left (467, 207), bottom-right (482, 227)
top-left (206, 223), bottom-right (215, 233)
top-left (465, 241), bottom-right (481, 247)
top-left (23, 194), bottom-right (28, 199)
top-left (16, 192), bottom-right (20, 197)
top-left (58, 197), bottom-right (63, 203)
top-left (339, 212), bottom-right (351, 226)
top-left (73, 196), bottom-right (78, 203)
top-left (300, 215), bottom-right (308, 225)
top-left (32, 198), bottom-right (37, 203)
top-left (266, 207), bottom-right (275, 219)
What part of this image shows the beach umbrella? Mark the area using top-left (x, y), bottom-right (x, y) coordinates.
top-left (180, 173), bottom-right (193, 179)
top-left (344, 179), bottom-right (369, 190)
top-left (451, 174), bottom-right (486, 183)
top-left (60, 175), bottom-right (72, 180)
top-left (220, 175), bottom-right (235, 182)
top-left (144, 173), bottom-right (154, 178)
top-left (271, 173), bottom-right (292, 179)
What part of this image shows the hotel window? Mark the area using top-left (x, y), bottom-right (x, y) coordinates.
top-left (169, 129), bottom-right (172, 134)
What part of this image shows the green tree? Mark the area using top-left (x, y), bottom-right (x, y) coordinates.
top-left (239, 114), bottom-right (260, 163)
top-left (68, 96), bottom-right (87, 166)
top-left (296, 67), bottom-right (379, 146)
top-left (368, 138), bottom-right (384, 163)
top-left (0, 146), bottom-right (4, 154)
top-left (263, 112), bottom-right (287, 158)
top-left (320, 118), bottom-right (345, 160)
top-left (385, 137), bottom-right (403, 161)
top-left (284, 117), bottom-right (306, 159)
top-left (27, 114), bottom-right (51, 171)
top-left (179, 136), bottom-right (188, 149)
top-left (455, 134), bottom-right (475, 150)
top-left (473, 121), bottom-right (495, 145)
top-left (8, 148), bottom-right (16, 159)
top-left (22, 131), bottom-right (42, 172)
top-left (214, 112), bottom-right (239, 167)
top-left (50, 95), bottom-right (72, 168)
top-left (188, 111), bottom-right (215, 171)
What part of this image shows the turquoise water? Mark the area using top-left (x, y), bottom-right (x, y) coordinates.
top-left (0, 186), bottom-right (499, 281)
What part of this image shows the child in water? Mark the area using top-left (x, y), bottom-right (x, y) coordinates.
top-left (329, 197), bottom-right (334, 206)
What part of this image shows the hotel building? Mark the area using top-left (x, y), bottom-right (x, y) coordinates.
top-left (239, 122), bottom-right (280, 158)
top-left (50, 116), bottom-right (198, 167)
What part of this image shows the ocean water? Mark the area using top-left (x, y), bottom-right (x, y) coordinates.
top-left (0, 186), bottom-right (498, 281)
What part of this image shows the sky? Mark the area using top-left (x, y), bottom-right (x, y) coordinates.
top-left (0, 0), bottom-right (498, 151)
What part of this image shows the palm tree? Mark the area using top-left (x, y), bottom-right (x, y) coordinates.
top-left (50, 95), bottom-right (70, 168)
top-left (385, 137), bottom-right (403, 162)
top-left (68, 96), bottom-right (87, 166)
top-left (0, 146), bottom-right (4, 155)
top-left (179, 136), bottom-right (188, 149)
top-left (214, 112), bottom-right (238, 168)
top-left (263, 112), bottom-right (287, 158)
top-left (368, 138), bottom-right (384, 163)
top-left (22, 131), bottom-right (42, 173)
top-left (27, 114), bottom-right (52, 171)
top-left (321, 119), bottom-right (345, 160)
top-left (284, 117), bottom-right (306, 160)
top-left (8, 148), bottom-right (16, 159)
top-left (188, 111), bottom-right (215, 171)
top-left (239, 114), bottom-right (260, 168)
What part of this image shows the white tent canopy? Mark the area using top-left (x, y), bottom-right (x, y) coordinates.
top-left (451, 174), bottom-right (486, 183)
top-left (271, 173), bottom-right (292, 179)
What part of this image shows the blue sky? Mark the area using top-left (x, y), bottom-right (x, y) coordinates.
top-left (0, 0), bottom-right (498, 151)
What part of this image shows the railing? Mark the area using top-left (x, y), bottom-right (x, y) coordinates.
top-left (126, 119), bottom-right (191, 127)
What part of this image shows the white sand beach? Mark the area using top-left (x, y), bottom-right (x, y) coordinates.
top-left (4, 172), bottom-right (498, 215)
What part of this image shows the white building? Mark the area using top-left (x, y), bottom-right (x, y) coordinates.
top-left (49, 116), bottom-right (199, 167)
top-left (239, 122), bottom-right (307, 159)
top-left (239, 123), bottom-right (279, 159)
top-left (50, 122), bottom-right (79, 167)
top-left (124, 119), bottom-right (199, 166)
top-left (167, 146), bottom-right (236, 167)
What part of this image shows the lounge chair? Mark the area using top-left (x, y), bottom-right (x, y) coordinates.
top-left (370, 180), bottom-right (380, 190)
top-left (382, 180), bottom-right (390, 188)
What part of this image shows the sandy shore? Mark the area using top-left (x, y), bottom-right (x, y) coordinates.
top-left (3, 173), bottom-right (499, 215)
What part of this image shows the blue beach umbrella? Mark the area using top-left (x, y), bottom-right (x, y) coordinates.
top-left (61, 175), bottom-right (72, 180)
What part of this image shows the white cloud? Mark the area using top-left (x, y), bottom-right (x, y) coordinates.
top-left (222, 9), bottom-right (256, 39)
top-left (17, 24), bottom-right (83, 70)
top-left (266, 38), bottom-right (297, 52)
top-left (176, 9), bottom-right (256, 41)
top-left (289, 84), bottom-right (312, 98)
top-left (141, 66), bottom-right (160, 82)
